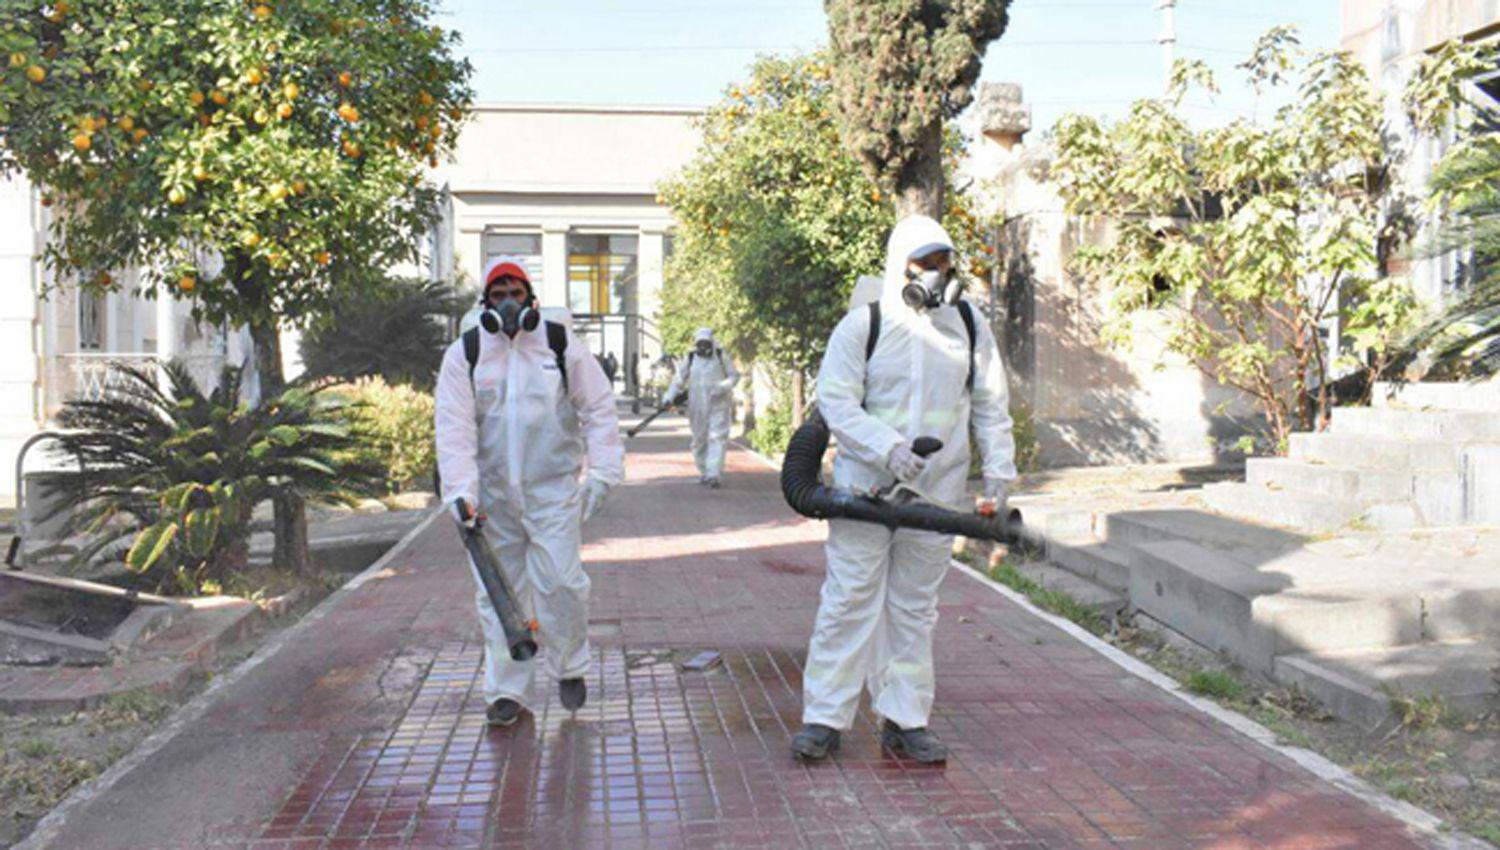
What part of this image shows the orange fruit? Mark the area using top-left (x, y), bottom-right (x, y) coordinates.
top-left (246, 67), bottom-right (264, 85)
top-left (337, 71), bottom-right (352, 87)
top-left (189, 91), bottom-right (204, 106)
top-left (291, 179), bottom-right (306, 194)
top-left (40, 194), bottom-right (53, 207)
top-left (276, 102), bottom-right (293, 119)
top-left (167, 187), bottom-right (187, 204)
top-left (268, 181), bottom-right (288, 200)
top-left (283, 81), bottom-right (298, 100)
top-left (252, 4), bottom-right (271, 21)
top-left (417, 90), bottom-right (434, 107)
top-left (26, 65), bottom-right (45, 84)
top-left (337, 103), bottom-right (358, 122)
top-left (210, 89), bottom-right (227, 105)
top-left (315, 251), bottom-right (331, 266)
top-left (71, 133), bottom-right (91, 151)
top-left (179, 275), bottom-right (196, 293)
top-left (342, 140), bottom-right (362, 158)
top-left (8, 53), bottom-right (25, 68)
top-left (243, 232), bottom-right (261, 248)
top-left (253, 107), bottom-right (270, 124)
top-left (116, 115), bottom-right (134, 131)
top-left (414, 115), bottom-right (429, 131)
top-left (192, 164), bottom-right (209, 181)
top-left (133, 127), bottom-right (148, 141)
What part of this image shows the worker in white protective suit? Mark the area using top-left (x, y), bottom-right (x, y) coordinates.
top-left (792, 216), bottom-right (1017, 763)
top-left (664, 328), bottom-right (740, 487)
top-left (435, 256), bottom-right (625, 727)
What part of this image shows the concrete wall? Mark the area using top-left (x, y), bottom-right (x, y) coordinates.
top-left (0, 176), bottom-right (43, 501)
top-left (979, 135), bottom-right (1260, 468)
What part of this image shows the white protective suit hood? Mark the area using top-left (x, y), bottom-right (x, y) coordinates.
top-left (881, 215), bottom-right (956, 309)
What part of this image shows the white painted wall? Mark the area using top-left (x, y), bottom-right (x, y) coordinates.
top-left (0, 176), bottom-right (43, 501)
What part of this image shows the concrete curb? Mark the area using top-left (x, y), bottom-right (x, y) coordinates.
top-left (13, 507), bottom-right (444, 850)
top-left (949, 558), bottom-right (1492, 850)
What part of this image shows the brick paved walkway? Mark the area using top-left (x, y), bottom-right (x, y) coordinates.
top-left (27, 422), bottom-right (1438, 849)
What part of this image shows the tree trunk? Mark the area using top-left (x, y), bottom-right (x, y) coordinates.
top-left (248, 315), bottom-right (312, 575)
top-left (893, 122), bottom-right (945, 220)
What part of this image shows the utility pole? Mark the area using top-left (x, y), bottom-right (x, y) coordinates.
top-left (1157, 0), bottom-right (1177, 94)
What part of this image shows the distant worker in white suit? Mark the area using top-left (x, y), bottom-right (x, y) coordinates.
top-left (665, 327), bottom-right (740, 487)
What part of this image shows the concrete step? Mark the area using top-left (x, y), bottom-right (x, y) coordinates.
top-left (1199, 482), bottom-right (1364, 532)
top-left (1045, 540), bottom-right (1134, 593)
top-left (1373, 379), bottom-right (1500, 413)
top-left (1288, 432), bottom-right (1462, 473)
top-left (1246, 457), bottom-right (1419, 502)
top-left (1011, 560), bottom-right (1127, 616)
top-left (1102, 509), bottom-right (1307, 561)
top-left (1275, 639), bottom-right (1500, 728)
top-left (1330, 406), bottom-right (1500, 442)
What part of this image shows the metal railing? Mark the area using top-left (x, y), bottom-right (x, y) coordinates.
top-left (59, 352), bottom-right (226, 402)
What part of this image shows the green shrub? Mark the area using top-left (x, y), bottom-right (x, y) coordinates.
top-left (50, 362), bottom-right (382, 594)
top-left (749, 375), bottom-right (795, 457)
top-left (335, 377), bottom-right (437, 494)
top-left (1010, 400), bottom-right (1042, 474)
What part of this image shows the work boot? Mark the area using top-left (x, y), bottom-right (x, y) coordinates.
top-left (790, 724), bottom-right (841, 760)
top-left (881, 719), bottom-right (948, 764)
top-left (486, 698), bottom-right (524, 727)
top-left (559, 677), bottom-right (587, 712)
top-left (705, 476), bottom-right (722, 489)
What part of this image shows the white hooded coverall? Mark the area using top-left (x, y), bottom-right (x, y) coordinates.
top-left (434, 303), bottom-right (625, 708)
top-left (802, 216), bottom-right (1017, 731)
top-left (665, 328), bottom-right (740, 481)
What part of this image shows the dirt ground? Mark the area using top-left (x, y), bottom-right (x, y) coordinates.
top-left (0, 569), bottom-right (340, 849)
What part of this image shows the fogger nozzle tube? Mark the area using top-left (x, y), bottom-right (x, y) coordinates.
top-left (779, 408), bottom-right (1023, 544)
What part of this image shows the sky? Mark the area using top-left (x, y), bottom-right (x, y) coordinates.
top-left (433, 0), bottom-right (1341, 132)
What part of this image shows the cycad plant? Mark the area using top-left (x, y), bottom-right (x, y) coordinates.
top-left (49, 361), bottom-right (382, 594)
top-left (299, 276), bottom-right (463, 391)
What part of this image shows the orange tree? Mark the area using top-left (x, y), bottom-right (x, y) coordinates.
top-left (0, 0), bottom-right (472, 570)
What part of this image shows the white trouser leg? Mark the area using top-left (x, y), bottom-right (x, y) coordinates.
top-left (469, 511), bottom-right (536, 707)
top-left (520, 479), bottom-right (591, 683)
top-left (801, 519), bottom-right (892, 730)
top-left (703, 402), bottom-right (731, 479)
top-left (868, 528), bottom-right (951, 729)
top-left (689, 407), bottom-right (710, 476)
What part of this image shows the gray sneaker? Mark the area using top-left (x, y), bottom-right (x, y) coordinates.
top-left (881, 720), bottom-right (947, 764)
top-left (486, 698), bottom-right (524, 727)
top-left (791, 724), bottom-right (841, 760)
top-left (559, 677), bottom-right (587, 711)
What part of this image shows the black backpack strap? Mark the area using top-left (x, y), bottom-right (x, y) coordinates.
top-left (957, 300), bottom-right (977, 392)
top-left (462, 326), bottom-right (480, 384)
top-left (545, 320), bottom-right (569, 394)
top-left (865, 301), bottom-right (881, 361)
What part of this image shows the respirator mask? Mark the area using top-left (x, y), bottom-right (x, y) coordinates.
top-left (694, 339), bottom-right (713, 357)
top-left (479, 284), bottom-right (540, 338)
top-left (901, 265), bottom-right (964, 311)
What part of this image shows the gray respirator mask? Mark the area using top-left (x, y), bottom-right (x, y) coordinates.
top-left (901, 267), bottom-right (964, 311)
top-left (479, 296), bottom-right (540, 338)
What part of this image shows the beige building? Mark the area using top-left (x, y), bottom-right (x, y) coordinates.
top-left (429, 103), bottom-right (702, 395)
top-left (1341, 0), bottom-right (1499, 304)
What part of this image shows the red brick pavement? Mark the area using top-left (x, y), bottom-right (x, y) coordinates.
top-left (30, 425), bottom-right (1435, 850)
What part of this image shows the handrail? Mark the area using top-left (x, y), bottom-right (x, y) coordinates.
top-left (7, 430), bottom-right (81, 571)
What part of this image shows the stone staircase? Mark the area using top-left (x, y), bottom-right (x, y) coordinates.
top-left (1199, 381), bottom-right (1500, 531)
top-left (1017, 383), bottom-right (1500, 728)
